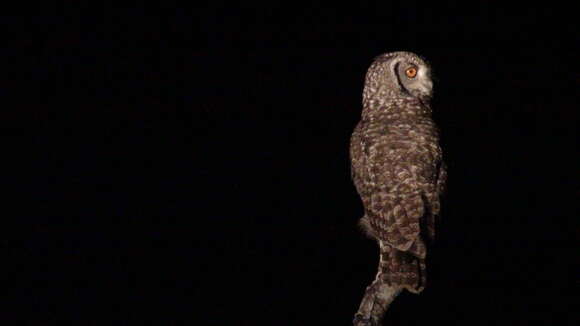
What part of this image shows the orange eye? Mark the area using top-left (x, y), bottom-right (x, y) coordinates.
top-left (405, 67), bottom-right (417, 78)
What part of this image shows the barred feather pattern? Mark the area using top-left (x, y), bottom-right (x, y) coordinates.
top-left (351, 101), bottom-right (444, 292)
top-left (351, 52), bottom-right (446, 325)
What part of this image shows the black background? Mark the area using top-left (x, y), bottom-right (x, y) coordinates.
top-left (6, 3), bottom-right (576, 325)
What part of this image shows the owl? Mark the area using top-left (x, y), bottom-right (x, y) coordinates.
top-left (350, 51), bottom-right (447, 325)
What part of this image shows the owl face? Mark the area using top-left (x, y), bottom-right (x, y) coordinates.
top-left (393, 58), bottom-right (433, 100)
top-left (363, 51), bottom-right (434, 105)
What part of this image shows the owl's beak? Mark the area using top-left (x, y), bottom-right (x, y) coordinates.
top-left (418, 80), bottom-right (433, 97)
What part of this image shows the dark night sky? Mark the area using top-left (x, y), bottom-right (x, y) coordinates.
top-left (5, 3), bottom-right (576, 325)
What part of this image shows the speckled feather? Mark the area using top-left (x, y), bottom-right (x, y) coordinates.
top-left (350, 51), bottom-right (446, 294)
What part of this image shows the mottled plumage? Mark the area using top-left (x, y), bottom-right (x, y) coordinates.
top-left (351, 51), bottom-right (446, 325)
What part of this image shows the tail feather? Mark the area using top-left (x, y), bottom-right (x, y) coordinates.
top-left (378, 241), bottom-right (426, 294)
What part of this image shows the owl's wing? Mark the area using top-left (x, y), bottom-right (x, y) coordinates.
top-left (363, 136), bottom-right (428, 258)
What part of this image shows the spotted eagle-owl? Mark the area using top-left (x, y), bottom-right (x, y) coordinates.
top-left (350, 51), bottom-right (447, 325)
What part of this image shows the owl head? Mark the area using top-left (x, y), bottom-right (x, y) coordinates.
top-left (363, 51), bottom-right (433, 106)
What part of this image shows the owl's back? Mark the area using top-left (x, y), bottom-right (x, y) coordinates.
top-left (350, 99), bottom-right (444, 256)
